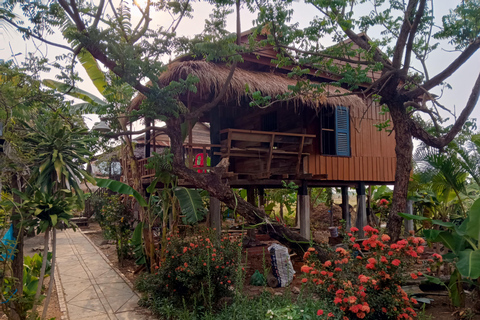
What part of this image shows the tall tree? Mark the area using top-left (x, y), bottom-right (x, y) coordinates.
top-left (4, 0), bottom-right (480, 242)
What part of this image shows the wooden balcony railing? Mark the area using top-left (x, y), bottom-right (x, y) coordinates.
top-left (134, 143), bottom-right (220, 180)
top-left (218, 129), bottom-right (316, 177)
top-left (131, 129), bottom-right (315, 182)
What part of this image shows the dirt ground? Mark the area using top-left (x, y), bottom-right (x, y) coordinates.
top-left (311, 203), bottom-right (357, 243)
top-left (21, 233), bottom-right (62, 320)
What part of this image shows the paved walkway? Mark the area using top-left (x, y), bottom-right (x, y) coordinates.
top-left (56, 229), bottom-right (150, 320)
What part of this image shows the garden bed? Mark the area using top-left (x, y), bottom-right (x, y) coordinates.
top-left (82, 221), bottom-right (480, 320)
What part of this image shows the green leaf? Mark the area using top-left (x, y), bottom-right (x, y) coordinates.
top-left (25, 278), bottom-right (39, 296)
top-left (131, 223), bottom-right (146, 266)
top-left (95, 178), bottom-right (147, 207)
top-left (77, 49), bottom-right (108, 95)
top-left (50, 214), bottom-right (57, 227)
top-left (42, 79), bottom-right (105, 107)
top-left (448, 269), bottom-right (464, 307)
top-left (424, 275), bottom-right (446, 287)
top-left (146, 176), bottom-right (160, 194)
top-left (39, 220), bottom-right (49, 233)
top-left (423, 229), bottom-right (441, 241)
top-left (466, 198), bottom-right (480, 240)
top-left (397, 212), bottom-right (430, 221)
top-left (434, 231), bottom-right (460, 254)
top-left (432, 220), bottom-right (455, 228)
top-left (174, 187), bottom-right (207, 225)
top-left (457, 249), bottom-right (480, 279)
top-left (456, 216), bottom-right (470, 236)
top-left (181, 120), bottom-right (197, 141)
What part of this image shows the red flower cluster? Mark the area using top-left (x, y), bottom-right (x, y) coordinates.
top-left (301, 226), bottom-right (424, 319)
top-left (144, 228), bottom-right (243, 308)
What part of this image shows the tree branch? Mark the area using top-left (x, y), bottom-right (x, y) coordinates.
top-left (105, 126), bottom-right (166, 138)
top-left (391, 0), bottom-right (418, 69)
top-left (276, 44), bottom-right (392, 69)
top-left (130, 0), bottom-right (151, 44)
top-left (183, 1), bottom-right (241, 121)
top-left (409, 71), bottom-right (480, 148)
top-left (406, 37), bottom-right (480, 99)
top-left (403, 0), bottom-right (426, 72)
top-left (93, 0), bottom-right (105, 28)
top-left (68, 0), bottom-right (86, 31)
top-left (405, 100), bottom-right (441, 132)
top-left (2, 18), bottom-right (74, 52)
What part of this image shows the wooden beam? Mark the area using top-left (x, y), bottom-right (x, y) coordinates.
top-left (296, 135), bottom-right (306, 174)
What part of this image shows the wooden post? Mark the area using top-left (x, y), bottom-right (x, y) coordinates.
top-left (299, 181), bottom-right (310, 240)
top-left (356, 182), bottom-right (367, 238)
top-left (144, 118), bottom-right (151, 158)
top-left (404, 200), bottom-right (414, 236)
top-left (209, 106), bottom-right (221, 167)
top-left (10, 175), bottom-right (24, 319)
top-left (258, 186), bottom-right (265, 207)
top-left (245, 187), bottom-right (257, 244)
top-left (153, 124), bottom-right (156, 154)
top-left (341, 186), bottom-right (351, 230)
top-left (209, 197), bottom-right (222, 237)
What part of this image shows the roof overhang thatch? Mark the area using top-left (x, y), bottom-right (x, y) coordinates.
top-left (130, 60), bottom-right (366, 110)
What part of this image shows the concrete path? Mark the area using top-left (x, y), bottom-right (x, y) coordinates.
top-left (55, 229), bottom-right (151, 320)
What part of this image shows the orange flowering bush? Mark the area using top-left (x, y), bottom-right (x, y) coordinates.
top-left (301, 226), bottom-right (425, 320)
top-left (136, 228), bottom-right (242, 309)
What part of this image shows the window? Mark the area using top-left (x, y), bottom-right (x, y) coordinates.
top-left (320, 106), bottom-right (350, 156)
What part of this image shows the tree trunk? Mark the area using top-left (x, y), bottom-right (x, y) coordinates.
top-left (166, 119), bottom-right (329, 261)
top-left (10, 175), bottom-right (23, 320)
top-left (387, 105), bottom-right (414, 241)
top-left (41, 228), bottom-right (56, 320)
top-left (31, 228), bottom-right (50, 318)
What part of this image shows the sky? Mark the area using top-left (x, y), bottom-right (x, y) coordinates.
top-left (1, 1), bottom-right (479, 132)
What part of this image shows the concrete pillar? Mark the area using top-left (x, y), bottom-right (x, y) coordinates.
top-left (404, 200), bottom-right (414, 236)
top-left (356, 182), bottom-right (367, 238)
top-left (341, 186), bottom-right (351, 230)
top-left (209, 197), bottom-right (221, 237)
top-left (299, 181), bottom-right (310, 240)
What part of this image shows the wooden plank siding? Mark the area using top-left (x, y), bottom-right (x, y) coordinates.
top-left (305, 101), bottom-right (396, 183)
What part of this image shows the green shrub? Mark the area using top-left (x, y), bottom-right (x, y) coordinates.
top-left (97, 195), bottom-right (134, 262)
top-left (136, 228), bottom-right (242, 313)
top-left (301, 226), bottom-right (422, 320)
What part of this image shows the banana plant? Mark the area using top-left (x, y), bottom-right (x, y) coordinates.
top-left (95, 176), bottom-right (206, 270)
top-left (400, 197), bottom-right (480, 307)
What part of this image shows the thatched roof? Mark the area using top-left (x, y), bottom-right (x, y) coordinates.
top-left (131, 60), bottom-right (366, 110)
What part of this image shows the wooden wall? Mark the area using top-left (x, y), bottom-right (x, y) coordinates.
top-left (218, 101), bottom-right (396, 183)
top-left (304, 102), bottom-right (396, 183)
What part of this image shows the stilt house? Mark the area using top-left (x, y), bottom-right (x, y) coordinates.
top-left (127, 31), bottom-right (396, 238)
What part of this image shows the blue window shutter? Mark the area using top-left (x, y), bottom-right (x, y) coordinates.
top-left (335, 106), bottom-right (350, 156)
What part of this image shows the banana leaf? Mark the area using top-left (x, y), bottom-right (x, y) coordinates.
top-left (175, 187), bottom-right (207, 225)
top-left (457, 249), bottom-right (480, 279)
top-left (95, 178), bottom-right (147, 207)
top-left (42, 79), bottom-right (105, 107)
